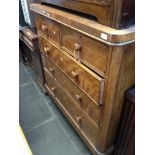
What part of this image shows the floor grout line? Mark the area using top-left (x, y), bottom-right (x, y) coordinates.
top-left (24, 116), bottom-right (55, 134)
top-left (19, 80), bottom-right (34, 87)
top-left (20, 62), bottom-right (91, 155)
top-left (44, 97), bottom-right (87, 155)
top-left (22, 64), bottom-right (45, 98)
top-left (44, 99), bottom-right (56, 117)
top-left (56, 117), bottom-right (83, 155)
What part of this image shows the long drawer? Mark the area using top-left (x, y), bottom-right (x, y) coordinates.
top-left (62, 26), bottom-right (110, 76)
top-left (35, 16), bottom-right (61, 45)
top-left (44, 68), bottom-right (98, 145)
top-left (41, 53), bottom-right (101, 125)
top-left (39, 35), bottom-right (105, 105)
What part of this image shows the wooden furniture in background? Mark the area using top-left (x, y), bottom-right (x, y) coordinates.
top-left (39, 0), bottom-right (135, 29)
top-left (31, 4), bottom-right (135, 155)
top-left (114, 88), bottom-right (135, 155)
top-left (19, 27), bottom-right (32, 64)
top-left (19, 28), bottom-right (45, 86)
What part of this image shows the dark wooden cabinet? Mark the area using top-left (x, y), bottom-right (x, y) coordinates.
top-left (19, 28), bottom-right (45, 86)
top-left (39, 0), bottom-right (134, 29)
top-left (19, 28), bottom-right (32, 64)
top-left (114, 88), bottom-right (135, 155)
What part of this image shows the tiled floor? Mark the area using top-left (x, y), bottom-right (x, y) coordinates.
top-left (19, 61), bottom-right (91, 155)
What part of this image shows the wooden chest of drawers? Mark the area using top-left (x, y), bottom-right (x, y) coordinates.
top-left (31, 4), bottom-right (135, 155)
top-left (39, 0), bottom-right (135, 29)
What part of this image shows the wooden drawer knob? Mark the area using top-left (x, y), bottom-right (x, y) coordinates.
top-left (51, 87), bottom-right (56, 94)
top-left (76, 116), bottom-right (81, 123)
top-left (42, 25), bottom-right (47, 31)
top-left (49, 67), bottom-right (55, 73)
top-left (53, 31), bottom-right (56, 35)
top-left (51, 87), bottom-right (56, 91)
top-left (43, 46), bottom-right (50, 54)
top-left (71, 71), bottom-right (79, 78)
top-left (74, 43), bottom-right (81, 51)
top-left (75, 94), bottom-right (81, 101)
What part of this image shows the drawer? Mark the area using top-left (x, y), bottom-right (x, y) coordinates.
top-left (41, 53), bottom-right (101, 125)
top-left (40, 35), bottom-right (104, 105)
top-left (35, 16), bottom-right (60, 45)
top-left (22, 35), bottom-right (34, 51)
top-left (62, 26), bottom-right (109, 76)
top-left (58, 47), bottom-right (104, 105)
top-left (44, 69), bottom-right (98, 145)
top-left (38, 35), bottom-right (61, 66)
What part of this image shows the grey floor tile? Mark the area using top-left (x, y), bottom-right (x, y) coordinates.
top-left (46, 98), bottom-right (91, 155)
top-left (25, 119), bottom-right (81, 155)
top-left (19, 63), bottom-right (32, 86)
top-left (19, 82), bottom-right (43, 106)
top-left (19, 62), bottom-right (30, 78)
top-left (33, 81), bottom-right (48, 99)
top-left (28, 70), bottom-right (37, 80)
top-left (19, 61), bottom-right (91, 155)
top-left (22, 63), bottom-right (34, 73)
top-left (20, 98), bottom-right (53, 133)
top-left (19, 77), bottom-right (32, 86)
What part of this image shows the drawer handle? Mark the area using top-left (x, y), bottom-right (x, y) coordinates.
top-left (51, 87), bottom-right (56, 94)
top-left (76, 116), bottom-right (82, 123)
top-left (74, 43), bottom-right (81, 60)
top-left (43, 46), bottom-right (50, 54)
top-left (74, 43), bottom-right (81, 51)
top-left (49, 67), bottom-right (55, 76)
top-left (49, 67), bottom-right (55, 73)
top-left (71, 71), bottom-right (79, 78)
top-left (42, 25), bottom-right (47, 31)
top-left (75, 94), bottom-right (82, 101)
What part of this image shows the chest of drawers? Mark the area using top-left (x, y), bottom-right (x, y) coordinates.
top-left (39, 0), bottom-right (134, 29)
top-left (31, 4), bottom-right (135, 155)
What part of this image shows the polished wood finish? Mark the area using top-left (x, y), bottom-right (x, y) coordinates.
top-left (114, 88), bottom-right (135, 155)
top-left (96, 44), bottom-right (135, 153)
top-left (44, 68), bottom-right (98, 145)
top-left (30, 4), bottom-right (135, 44)
top-left (32, 5), bottom-right (135, 155)
top-left (35, 15), bottom-right (61, 45)
top-left (39, 0), bottom-right (134, 29)
top-left (62, 26), bottom-right (110, 76)
top-left (41, 53), bottom-right (101, 126)
top-left (38, 34), bottom-right (104, 105)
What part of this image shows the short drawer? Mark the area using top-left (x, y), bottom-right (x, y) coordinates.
top-left (40, 35), bottom-right (104, 105)
top-left (41, 53), bottom-right (101, 125)
top-left (44, 69), bottom-right (98, 145)
top-left (62, 26), bottom-right (110, 76)
top-left (35, 16), bottom-right (60, 45)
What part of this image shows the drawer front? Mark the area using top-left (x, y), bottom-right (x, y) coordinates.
top-left (62, 26), bottom-right (109, 76)
top-left (41, 53), bottom-right (101, 125)
top-left (44, 69), bottom-right (98, 145)
top-left (58, 48), bottom-right (104, 105)
top-left (22, 35), bottom-right (34, 50)
top-left (38, 35), bottom-right (61, 66)
top-left (40, 35), bottom-right (104, 105)
top-left (35, 16), bottom-right (60, 45)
